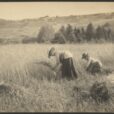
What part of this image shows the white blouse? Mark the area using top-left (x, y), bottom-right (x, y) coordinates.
top-left (87, 57), bottom-right (102, 68)
top-left (55, 50), bottom-right (73, 64)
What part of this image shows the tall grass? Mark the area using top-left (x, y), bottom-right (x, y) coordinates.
top-left (0, 43), bottom-right (114, 112)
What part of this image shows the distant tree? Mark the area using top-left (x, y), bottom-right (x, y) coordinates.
top-left (65, 24), bottom-right (77, 42)
top-left (51, 32), bottom-right (66, 44)
top-left (68, 32), bottom-right (76, 43)
top-left (95, 25), bottom-right (104, 41)
top-left (103, 28), bottom-right (109, 40)
top-left (102, 24), bottom-right (112, 41)
top-left (65, 24), bottom-right (73, 41)
top-left (80, 27), bottom-right (86, 42)
top-left (74, 27), bottom-right (78, 42)
top-left (95, 24), bottom-right (113, 42)
top-left (86, 23), bottom-right (95, 41)
top-left (37, 24), bottom-right (55, 43)
top-left (103, 22), bottom-right (110, 28)
top-left (66, 24), bottom-right (73, 32)
top-left (74, 28), bottom-right (82, 42)
top-left (59, 25), bottom-right (66, 36)
top-left (81, 27), bottom-right (85, 34)
top-left (74, 27), bottom-right (77, 34)
top-left (107, 28), bottom-right (112, 40)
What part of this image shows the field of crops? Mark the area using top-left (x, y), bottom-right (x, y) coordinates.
top-left (0, 43), bottom-right (114, 112)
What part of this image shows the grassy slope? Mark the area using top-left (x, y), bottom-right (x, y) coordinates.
top-left (0, 12), bottom-right (114, 40)
top-left (0, 43), bottom-right (114, 112)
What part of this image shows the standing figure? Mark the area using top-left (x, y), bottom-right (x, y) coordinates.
top-left (48, 47), bottom-right (78, 80)
top-left (82, 52), bottom-right (102, 75)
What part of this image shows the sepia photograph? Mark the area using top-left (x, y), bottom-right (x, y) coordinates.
top-left (0, 1), bottom-right (114, 112)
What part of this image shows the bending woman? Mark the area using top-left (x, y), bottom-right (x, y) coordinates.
top-left (48, 47), bottom-right (78, 80)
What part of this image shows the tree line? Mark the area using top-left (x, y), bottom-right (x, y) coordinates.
top-left (37, 22), bottom-right (114, 44)
top-left (0, 22), bottom-right (113, 44)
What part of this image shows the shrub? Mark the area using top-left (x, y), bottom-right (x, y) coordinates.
top-left (37, 24), bottom-right (55, 43)
top-left (90, 81), bottom-right (110, 103)
top-left (51, 32), bottom-right (66, 44)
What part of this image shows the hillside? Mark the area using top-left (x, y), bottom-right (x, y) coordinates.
top-left (0, 12), bottom-right (114, 42)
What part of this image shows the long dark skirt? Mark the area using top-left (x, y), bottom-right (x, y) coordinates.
top-left (61, 58), bottom-right (78, 79)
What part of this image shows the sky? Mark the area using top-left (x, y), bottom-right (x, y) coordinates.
top-left (0, 2), bottom-right (114, 20)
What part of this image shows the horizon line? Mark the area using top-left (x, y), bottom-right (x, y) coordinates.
top-left (0, 11), bottom-right (114, 21)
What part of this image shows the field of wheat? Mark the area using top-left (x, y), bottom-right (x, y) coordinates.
top-left (0, 43), bottom-right (114, 112)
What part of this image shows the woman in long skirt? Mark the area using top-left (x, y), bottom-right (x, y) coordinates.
top-left (48, 47), bottom-right (78, 79)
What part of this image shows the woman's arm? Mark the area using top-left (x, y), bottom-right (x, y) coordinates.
top-left (53, 62), bottom-right (61, 72)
